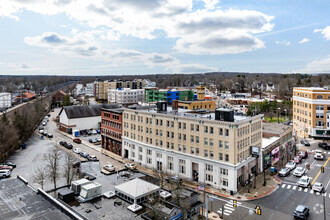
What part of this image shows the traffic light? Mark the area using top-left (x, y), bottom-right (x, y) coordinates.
top-left (321, 166), bottom-right (325, 173)
top-left (233, 200), bottom-right (237, 208)
top-left (306, 163), bottom-right (310, 170)
top-left (255, 206), bottom-right (262, 215)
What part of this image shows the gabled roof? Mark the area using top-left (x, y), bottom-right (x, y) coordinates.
top-left (60, 104), bottom-right (121, 119)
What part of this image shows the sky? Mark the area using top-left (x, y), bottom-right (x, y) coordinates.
top-left (0, 0), bottom-right (330, 75)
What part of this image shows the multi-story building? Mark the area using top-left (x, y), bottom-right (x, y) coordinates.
top-left (0, 93), bottom-right (11, 109)
top-left (95, 79), bottom-right (152, 101)
top-left (145, 88), bottom-right (194, 104)
top-left (108, 88), bottom-right (144, 105)
top-left (293, 87), bottom-right (330, 139)
top-left (121, 104), bottom-right (263, 193)
top-left (85, 83), bottom-right (94, 97)
top-left (101, 108), bottom-right (123, 156)
top-left (178, 100), bottom-right (216, 110)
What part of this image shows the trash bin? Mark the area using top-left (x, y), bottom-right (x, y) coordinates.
top-left (41, 135), bottom-right (44, 140)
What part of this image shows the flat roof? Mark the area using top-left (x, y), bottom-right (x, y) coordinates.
top-left (263, 123), bottom-right (292, 135)
top-left (262, 137), bottom-right (280, 149)
top-left (115, 178), bottom-right (160, 198)
top-left (178, 100), bottom-right (214, 104)
top-left (294, 87), bottom-right (330, 91)
top-left (0, 178), bottom-right (70, 220)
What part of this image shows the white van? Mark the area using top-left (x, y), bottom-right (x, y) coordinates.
top-left (0, 169), bottom-right (11, 178)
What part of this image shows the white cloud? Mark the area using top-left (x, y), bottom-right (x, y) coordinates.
top-left (170, 63), bottom-right (217, 73)
top-left (2, 0), bottom-right (273, 55)
top-left (299, 38), bottom-right (310, 44)
top-left (295, 56), bottom-right (330, 73)
top-left (275, 40), bottom-right (291, 46)
top-left (314, 26), bottom-right (330, 40)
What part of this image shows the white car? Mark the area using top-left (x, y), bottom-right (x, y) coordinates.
top-left (125, 163), bottom-right (136, 170)
top-left (92, 130), bottom-right (97, 135)
top-left (312, 182), bottom-right (324, 192)
top-left (73, 148), bottom-right (81, 154)
top-left (0, 169), bottom-right (11, 178)
top-left (297, 176), bottom-right (312, 188)
top-left (39, 129), bottom-right (44, 134)
top-left (103, 164), bottom-right (116, 172)
top-left (285, 161), bottom-right (296, 171)
top-left (293, 167), bottom-right (306, 177)
top-left (314, 150), bottom-right (324, 160)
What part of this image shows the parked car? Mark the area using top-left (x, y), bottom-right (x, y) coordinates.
top-left (47, 133), bottom-right (53, 138)
top-left (301, 140), bottom-right (310, 146)
top-left (0, 169), bottom-right (11, 178)
top-left (65, 144), bottom-right (73, 149)
top-left (165, 176), bottom-right (183, 184)
top-left (39, 126), bottom-right (44, 130)
top-left (80, 152), bottom-right (89, 158)
top-left (80, 130), bottom-right (86, 136)
top-left (312, 182), bottom-right (324, 193)
top-left (314, 150), bottom-right (324, 160)
top-left (87, 155), bottom-right (98, 161)
top-left (0, 165), bottom-right (13, 171)
top-left (285, 161), bottom-right (296, 170)
top-left (318, 142), bottom-right (329, 150)
top-left (73, 138), bottom-right (82, 144)
top-left (51, 109), bottom-right (54, 112)
top-left (42, 122), bottom-right (47, 126)
top-left (294, 156), bottom-right (302, 164)
top-left (43, 131), bottom-right (48, 136)
top-left (299, 151), bottom-right (308, 159)
top-left (86, 129), bottom-right (92, 135)
top-left (278, 167), bottom-right (291, 177)
top-left (125, 163), bottom-right (136, 170)
top-left (47, 114), bottom-right (51, 117)
top-left (2, 162), bottom-right (16, 168)
top-left (103, 164), bottom-right (116, 172)
top-left (89, 138), bottom-right (97, 143)
top-left (297, 176), bottom-right (312, 188)
top-left (72, 161), bottom-right (81, 168)
top-left (73, 148), bottom-right (81, 154)
top-left (96, 137), bottom-right (101, 143)
top-left (293, 167), bottom-right (306, 177)
top-left (39, 129), bottom-right (44, 134)
top-left (60, 140), bottom-right (67, 146)
top-left (96, 129), bottom-right (101, 134)
top-left (293, 205), bottom-right (309, 219)
top-left (92, 130), bottom-right (97, 135)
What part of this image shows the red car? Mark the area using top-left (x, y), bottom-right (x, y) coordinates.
top-left (299, 151), bottom-right (308, 159)
top-left (73, 138), bottom-right (82, 144)
top-left (0, 165), bottom-right (13, 171)
top-left (293, 156), bottom-right (302, 163)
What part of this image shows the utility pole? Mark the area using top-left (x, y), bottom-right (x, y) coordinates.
top-left (263, 158), bottom-right (267, 186)
top-left (323, 195), bottom-right (326, 220)
top-left (254, 160), bottom-right (257, 188)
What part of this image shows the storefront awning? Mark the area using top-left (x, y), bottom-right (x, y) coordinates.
top-left (316, 130), bottom-right (325, 135)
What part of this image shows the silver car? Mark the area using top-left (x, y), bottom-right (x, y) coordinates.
top-left (297, 176), bottom-right (311, 188)
top-left (285, 161), bottom-right (296, 171)
top-left (278, 167), bottom-right (290, 177)
top-left (293, 167), bottom-right (306, 177)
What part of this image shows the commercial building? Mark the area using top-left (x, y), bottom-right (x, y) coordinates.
top-left (145, 88), bottom-right (194, 104)
top-left (52, 90), bottom-right (67, 107)
top-left (108, 88), bottom-right (144, 105)
top-left (122, 104), bottom-right (263, 193)
top-left (95, 79), bottom-right (153, 101)
top-left (293, 87), bottom-right (330, 139)
top-left (85, 83), bottom-right (95, 97)
top-left (0, 92), bottom-right (11, 109)
top-left (101, 108), bottom-right (123, 156)
top-left (178, 100), bottom-right (216, 110)
top-left (58, 103), bottom-right (120, 133)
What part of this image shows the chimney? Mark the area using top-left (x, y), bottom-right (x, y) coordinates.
top-left (172, 100), bottom-right (179, 110)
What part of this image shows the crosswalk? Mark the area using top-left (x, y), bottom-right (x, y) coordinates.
top-left (281, 183), bottom-right (330, 198)
top-left (217, 200), bottom-right (242, 216)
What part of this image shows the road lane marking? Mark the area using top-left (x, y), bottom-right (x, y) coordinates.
top-left (224, 206), bottom-right (235, 211)
top-left (316, 192), bottom-right (320, 195)
top-left (304, 188), bottom-right (308, 192)
top-left (282, 184), bottom-right (286, 188)
top-left (292, 186), bottom-right (297, 190)
top-left (322, 193), bottom-right (326, 197)
top-left (325, 179), bottom-right (330, 191)
top-left (311, 157), bottom-right (330, 185)
top-left (287, 185), bottom-right (291, 189)
top-left (310, 190), bottom-right (314, 194)
top-left (298, 187), bottom-right (302, 191)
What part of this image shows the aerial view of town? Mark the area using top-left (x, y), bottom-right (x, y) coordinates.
top-left (0, 1), bottom-right (329, 220)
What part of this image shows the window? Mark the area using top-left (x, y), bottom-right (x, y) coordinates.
top-left (139, 147), bottom-right (142, 152)
top-left (183, 134), bottom-right (186, 141)
top-left (196, 136), bottom-right (199, 144)
top-left (178, 133), bottom-right (181, 140)
top-left (196, 125), bottom-right (199, 132)
top-left (210, 151), bottom-right (213, 158)
top-left (167, 142), bottom-right (169, 148)
top-left (204, 126), bottom-right (208, 133)
top-left (191, 147), bottom-right (194, 154)
top-left (204, 138), bottom-right (208, 145)
top-left (222, 179), bottom-right (228, 187)
top-left (183, 145), bottom-right (186, 153)
top-left (171, 132), bottom-right (174, 138)
top-left (206, 164), bottom-right (213, 171)
top-left (167, 156), bottom-right (173, 171)
top-left (225, 154), bottom-right (229, 162)
top-left (196, 148), bottom-right (199, 155)
top-left (219, 128), bottom-right (223, 136)
top-left (317, 95), bottom-right (323, 99)
top-left (191, 124), bottom-right (194, 131)
top-left (219, 140), bottom-right (223, 148)
top-left (316, 105), bottom-right (324, 110)
top-left (171, 143), bottom-right (174, 149)
top-left (178, 144), bottom-right (182, 151)
top-left (316, 113), bottom-right (324, 119)
top-left (183, 123), bottom-right (186, 130)
top-left (210, 139), bottom-right (214, 147)
top-left (167, 131), bottom-right (170, 138)
top-left (147, 157), bottom-right (152, 164)
top-left (316, 121), bottom-right (324, 127)
top-left (204, 150), bottom-right (208, 157)
top-left (219, 153), bottom-right (223, 160)
top-left (220, 168), bottom-right (228, 175)
top-left (167, 121), bottom-right (170, 127)
top-left (147, 149), bottom-right (152, 155)
top-left (179, 159), bottom-right (186, 174)
top-left (225, 129), bottom-right (229, 136)
top-left (210, 127), bottom-right (214, 134)
top-left (171, 121), bottom-right (174, 128)
top-left (178, 122), bottom-right (181, 129)
top-left (225, 141), bottom-right (229, 149)
top-left (206, 174), bottom-right (213, 182)
top-left (191, 135), bottom-right (194, 142)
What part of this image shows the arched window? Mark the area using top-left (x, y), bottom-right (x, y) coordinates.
top-left (317, 95), bottom-right (323, 99)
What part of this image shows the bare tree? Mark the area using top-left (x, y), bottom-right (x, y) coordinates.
top-left (44, 148), bottom-right (61, 189)
top-left (152, 168), bottom-right (166, 188)
top-left (63, 152), bottom-right (76, 185)
top-left (33, 166), bottom-right (47, 189)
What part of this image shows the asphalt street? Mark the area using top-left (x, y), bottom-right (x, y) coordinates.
top-left (207, 141), bottom-right (330, 220)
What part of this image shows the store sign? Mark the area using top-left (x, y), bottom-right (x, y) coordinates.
top-left (271, 147), bottom-right (279, 155)
top-left (250, 146), bottom-right (260, 157)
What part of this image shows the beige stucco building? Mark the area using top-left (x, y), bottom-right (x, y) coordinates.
top-left (121, 106), bottom-right (263, 193)
top-left (293, 87), bottom-right (330, 139)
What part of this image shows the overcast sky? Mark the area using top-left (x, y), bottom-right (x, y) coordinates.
top-left (1, 0), bottom-right (330, 75)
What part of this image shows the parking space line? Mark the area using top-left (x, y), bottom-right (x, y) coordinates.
top-left (322, 193), bottom-right (326, 197)
top-left (298, 187), bottom-right (302, 191)
top-left (310, 190), bottom-right (313, 194)
top-left (287, 185), bottom-right (291, 189)
top-left (292, 186), bottom-right (297, 190)
top-left (282, 184), bottom-right (286, 188)
top-left (316, 192), bottom-right (320, 195)
top-left (304, 188), bottom-right (308, 192)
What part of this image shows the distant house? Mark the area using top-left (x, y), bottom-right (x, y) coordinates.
top-left (14, 92), bottom-right (37, 102)
top-left (58, 104), bottom-right (121, 133)
top-left (52, 91), bottom-right (66, 107)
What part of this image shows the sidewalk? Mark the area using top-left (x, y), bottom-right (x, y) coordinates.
top-left (57, 130), bottom-right (282, 201)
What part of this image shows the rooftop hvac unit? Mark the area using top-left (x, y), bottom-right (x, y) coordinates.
top-left (78, 182), bottom-right (102, 202)
top-left (71, 179), bottom-right (90, 195)
top-left (215, 109), bottom-right (234, 122)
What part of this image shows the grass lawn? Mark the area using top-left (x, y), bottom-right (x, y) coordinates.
top-left (264, 117), bottom-right (288, 123)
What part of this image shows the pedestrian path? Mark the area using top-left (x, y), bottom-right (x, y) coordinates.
top-left (217, 200), bottom-right (242, 216)
top-left (280, 183), bottom-right (330, 198)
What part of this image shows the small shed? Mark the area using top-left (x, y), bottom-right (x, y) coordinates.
top-left (114, 178), bottom-right (160, 204)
